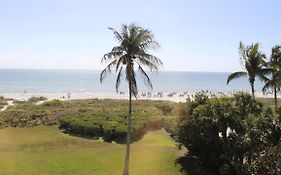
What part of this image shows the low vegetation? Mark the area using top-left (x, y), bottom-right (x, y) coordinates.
top-left (1, 93), bottom-right (280, 174)
top-left (174, 92), bottom-right (281, 175)
top-left (0, 96), bottom-right (8, 109)
top-left (28, 96), bottom-right (47, 103)
top-left (59, 100), bottom-right (177, 143)
top-left (252, 145), bottom-right (281, 175)
top-left (0, 99), bottom-right (178, 143)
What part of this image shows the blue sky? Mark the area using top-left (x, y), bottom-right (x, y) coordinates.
top-left (0, 0), bottom-right (280, 72)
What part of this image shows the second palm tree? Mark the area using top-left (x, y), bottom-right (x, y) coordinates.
top-left (227, 42), bottom-right (268, 97)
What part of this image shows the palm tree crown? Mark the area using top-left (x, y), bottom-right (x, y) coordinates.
top-left (227, 42), bottom-right (269, 97)
top-left (100, 24), bottom-right (163, 96)
top-left (262, 45), bottom-right (281, 108)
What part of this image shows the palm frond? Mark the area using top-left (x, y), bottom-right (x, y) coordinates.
top-left (139, 53), bottom-right (162, 65)
top-left (138, 30), bottom-right (159, 50)
top-left (137, 64), bottom-right (153, 89)
top-left (227, 71), bottom-right (247, 84)
top-left (115, 67), bottom-right (124, 92)
top-left (259, 68), bottom-right (273, 76)
top-left (102, 51), bottom-right (123, 63)
top-left (257, 74), bottom-right (269, 83)
top-left (239, 41), bottom-right (246, 63)
top-left (100, 59), bottom-right (117, 83)
top-left (115, 55), bottom-right (126, 72)
top-left (262, 81), bottom-right (274, 93)
top-left (108, 27), bottom-right (123, 43)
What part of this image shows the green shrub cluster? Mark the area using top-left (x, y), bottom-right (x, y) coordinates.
top-left (59, 112), bottom-right (127, 143)
top-left (0, 99), bottom-right (66, 127)
top-left (0, 108), bottom-right (58, 127)
top-left (175, 92), bottom-right (281, 175)
top-left (252, 145), bottom-right (281, 175)
top-left (59, 109), bottom-right (164, 143)
top-left (28, 96), bottom-right (47, 103)
top-left (42, 99), bottom-right (63, 106)
top-left (156, 103), bottom-right (174, 115)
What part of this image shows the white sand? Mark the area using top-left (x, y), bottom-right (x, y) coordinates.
top-left (1, 92), bottom-right (187, 103)
top-left (0, 92), bottom-right (275, 103)
top-left (0, 100), bottom-right (14, 111)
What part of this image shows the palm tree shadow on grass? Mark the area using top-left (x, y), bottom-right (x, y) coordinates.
top-left (175, 154), bottom-right (208, 175)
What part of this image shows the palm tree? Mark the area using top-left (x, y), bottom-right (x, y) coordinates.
top-left (262, 45), bottom-right (281, 108)
top-left (227, 42), bottom-right (268, 97)
top-left (100, 24), bottom-right (162, 175)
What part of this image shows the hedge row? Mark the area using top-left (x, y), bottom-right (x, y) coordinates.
top-left (59, 113), bottom-right (164, 143)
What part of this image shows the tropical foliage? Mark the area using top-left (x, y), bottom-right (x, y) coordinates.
top-left (175, 92), bottom-right (281, 175)
top-left (262, 45), bottom-right (281, 108)
top-left (227, 42), bottom-right (269, 97)
top-left (100, 23), bottom-right (162, 175)
top-left (252, 145), bottom-right (281, 175)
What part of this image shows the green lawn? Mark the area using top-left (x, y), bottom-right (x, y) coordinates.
top-left (0, 126), bottom-right (185, 175)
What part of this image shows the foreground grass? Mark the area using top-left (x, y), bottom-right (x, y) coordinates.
top-left (0, 126), bottom-right (185, 175)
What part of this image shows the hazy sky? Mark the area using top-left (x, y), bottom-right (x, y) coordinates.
top-left (0, 0), bottom-right (280, 72)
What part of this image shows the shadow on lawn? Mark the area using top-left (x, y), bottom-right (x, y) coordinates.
top-left (175, 154), bottom-right (208, 175)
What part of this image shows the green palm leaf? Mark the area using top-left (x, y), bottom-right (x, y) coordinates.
top-left (100, 24), bottom-right (162, 94)
top-left (228, 42), bottom-right (268, 97)
top-left (227, 71), bottom-right (247, 84)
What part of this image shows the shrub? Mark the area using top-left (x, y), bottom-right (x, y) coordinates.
top-left (175, 92), bottom-right (281, 175)
top-left (156, 104), bottom-right (174, 115)
top-left (252, 145), bottom-right (281, 175)
top-left (59, 114), bottom-right (164, 143)
top-left (28, 96), bottom-right (47, 103)
top-left (42, 99), bottom-right (63, 107)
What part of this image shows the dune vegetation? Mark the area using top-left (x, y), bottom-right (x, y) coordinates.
top-left (0, 95), bottom-right (280, 174)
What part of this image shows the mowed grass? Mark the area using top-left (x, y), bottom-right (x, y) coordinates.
top-left (0, 126), bottom-right (185, 175)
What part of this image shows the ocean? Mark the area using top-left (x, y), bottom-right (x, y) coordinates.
top-left (0, 69), bottom-right (264, 94)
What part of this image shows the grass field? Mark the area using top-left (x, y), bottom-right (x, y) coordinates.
top-left (0, 126), bottom-right (185, 175)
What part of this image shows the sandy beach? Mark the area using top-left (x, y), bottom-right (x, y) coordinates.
top-left (0, 91), bottom-right (275, 103)
top-left (1, 92), bottom-right (187, 103)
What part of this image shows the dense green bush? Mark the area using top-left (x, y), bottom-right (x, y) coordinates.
top-left (57, 100), bottom-right (169, 143)
top-left (59, 112), bottom-right (164, 143)
top-left (252, 145), bottom-right (281, 175)
top-left (42, 99), bottom-right (63, 107)
top-left (175, 92), bottom-right (281, 175)
top-left (156, 103), bottom-right (174, 115)
top-left (28, 96), bottom-right (47, 103)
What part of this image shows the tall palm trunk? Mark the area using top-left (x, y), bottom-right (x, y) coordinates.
top-left (123, 82), bottom-right (132, 175)
top-left (250, 81), bottom-right (255, 98)
top-left (274, 86), bottom-right (277, 109)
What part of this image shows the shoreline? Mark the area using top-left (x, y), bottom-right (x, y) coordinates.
top-left (0, 91), bottom-right (276, 103)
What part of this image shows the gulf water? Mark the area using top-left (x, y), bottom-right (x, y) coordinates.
top-left (0, 69), bottom-right (264, 94)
